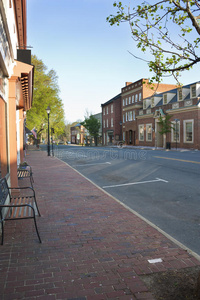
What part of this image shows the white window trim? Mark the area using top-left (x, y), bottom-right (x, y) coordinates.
top-left (139, 124), bottom-right (144, 141)
top-left (190, 85), bottom-right (196, 98)
top-left (171, 121), bottom-right (180, 143)
top-left (146, 123), bottom-right (152, 142)
top-left (183, 119), bottom-right (194, 143)
top-left (178, 89), bottom-right (183, 101)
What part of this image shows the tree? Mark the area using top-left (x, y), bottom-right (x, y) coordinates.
top-left (81, 115), bottom-right (101, 146)
top-left (158, 114), bottom-right (173, 148)
top-left (26, 55), bottom-right (65, 141)
top-left (107, 1), bottom-right (200, 83)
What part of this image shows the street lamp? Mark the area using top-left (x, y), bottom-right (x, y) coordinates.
top-left (174, 119), bottom-right (180, 150)
top-left (46, 106), bottom-right (51, 156)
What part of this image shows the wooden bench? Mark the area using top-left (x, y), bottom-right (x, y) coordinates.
top-left (0, 177), bottom-right (41, 245)
top-left (17, 163), bottom-right (34, 188)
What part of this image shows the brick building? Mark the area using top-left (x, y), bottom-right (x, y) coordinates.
top-left (137, 81), bottom-right (200, 149)
top-left (101, 93), bottom-right (122, 146)
top-left (121, 79), bottom-right (177, 145)
top-left (0, 0), bottom-right (34, 186)
top-left (70, 123), bottom-right (87, 144)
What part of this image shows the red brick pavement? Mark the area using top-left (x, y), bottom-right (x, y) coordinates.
top-left (1, 149), bottom-right (200, 299)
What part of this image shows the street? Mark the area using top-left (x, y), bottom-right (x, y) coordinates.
top-left (41, 145), bottom-right (200, 256)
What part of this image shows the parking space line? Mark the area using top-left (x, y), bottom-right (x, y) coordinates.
top-left (76, 162), bottom-right (111, 167)
top-left (103, 178), bottom-right (168, 189)
top-left (154, 156), bottom-right (200, 164)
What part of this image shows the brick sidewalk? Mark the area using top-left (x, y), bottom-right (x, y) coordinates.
top-left (1, 149), bottom-right (200, 300)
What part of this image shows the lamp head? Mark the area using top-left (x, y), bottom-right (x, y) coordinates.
top-left (46, 106), bottom-right (51, 114)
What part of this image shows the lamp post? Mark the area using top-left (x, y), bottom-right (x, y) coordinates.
top-left (174, 119), bottom-right (180, 150)
top-left (46, 106), bottom-right (51, 156)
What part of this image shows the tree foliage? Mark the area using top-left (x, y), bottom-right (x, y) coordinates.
top-left (26, 55), bottom-right (65, 138)
top-left (81, 115), bottom-right (101, 146)
top-left (107, 1), bottom-right (200, 83)
top-left (158, 114), bottom-right (173, 134)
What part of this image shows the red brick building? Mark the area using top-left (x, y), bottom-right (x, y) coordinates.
top-left (101, 93), bottom-right (121, 146)
top-left (137, 81), bottom-right (200, 150)
top-left (121, 79), bottom-right (177, 145)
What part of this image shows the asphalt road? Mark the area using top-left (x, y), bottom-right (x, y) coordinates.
top-left (41, 144), bottom-right (200, 256)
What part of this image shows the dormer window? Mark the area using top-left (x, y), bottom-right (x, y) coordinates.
top-left (151, 97), bottom-right (155, 108)
top-left (163, 94), bottom-right (168, 105)
top-left (191, 85), bottom-right (196, 98)
top-left (178, 89), bottom-right (183, 101)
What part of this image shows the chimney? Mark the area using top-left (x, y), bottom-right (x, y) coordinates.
top-left (125, 82), bottom-right (132, 86)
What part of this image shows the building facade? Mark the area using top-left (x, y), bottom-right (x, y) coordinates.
top-left (0, 0), bottom-right (34, 186)
top-left (101, 93), bottom-right (121, 146)
top-left (121, 79), bottom-right (177, 145)
top-left (71, 123), bottom-right (87, 145)
top-left (137, 81), bottom-right (200, 149)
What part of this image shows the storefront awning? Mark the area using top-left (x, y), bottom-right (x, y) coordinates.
top-left (12, 60), bottom-right (34, 111)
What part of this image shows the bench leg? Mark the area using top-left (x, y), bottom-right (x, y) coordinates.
top-left (33, 215), bottom-right (42, 243)
top-left (0, 220), bottom-right (4, 245)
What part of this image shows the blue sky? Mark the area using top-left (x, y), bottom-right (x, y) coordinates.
top-left (27, 0), bottom-right (199, 123)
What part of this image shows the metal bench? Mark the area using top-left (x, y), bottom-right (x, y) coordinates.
top-left (0, 177), bottom-right (41, 245)
top-left (17, 163), bottom-right (34, 188)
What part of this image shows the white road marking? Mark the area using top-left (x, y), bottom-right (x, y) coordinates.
top-left (76, 162), bottom-right (111, 167)
top-left (103, 178), bottom-right (168, 189)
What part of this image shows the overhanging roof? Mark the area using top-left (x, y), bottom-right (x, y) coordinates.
top-left (13, 60), bottom-right (34, 111)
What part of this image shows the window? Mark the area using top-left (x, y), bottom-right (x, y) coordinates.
top-left (191, 85), bottom-right (196, 98)
top-left (103, 108), bottom-right (105, 115)
top-left (171, 121), bottom-right (180, 143)
top-left (151, 97), bottom-right (154, 108)
top-left (139, 93), bottom-right (142, 101)
top-left (146, 124), bottom-right (152, 141)
top-left (123, 99), bottom-right (125, 106)
top-left (107, 119), bottom-right (108, 127)
top-left (103, 120), bottom-right (105, 128)
top-left (135, 94), bottom-right (138, 102)
top-left (132, 95), bottom-right (134, 103)
top-left (143, 100), bottom-right (146, 109)
top-left (123, 114), bottom-right (125, 123)
top-left (128, 111), bottom-right (132, 121)
top-left (184, 120), bottom-right (193, 143)
top-left (139, 125), bottom-right (144, 141)
top-left (123, 132), bottom-right (125, 141)
top-left (178, 89), bottom-right (183, 101)
top-left (126, 98), bottom-right (128, 105)
top-left (133, 110), bottom-right (135, 120)
top-left (106, 107), bottom-right (108, 114)
top-left (126, 112), bottom-right (128, 122)
top-left (111, 118), bottom-right (113, 127)
top-left (111, 104), bottom-right (113, 113)
top-left (129, 97), bottom-right (131, 104)
top-left (163, 94), bottom-right (168, 104)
